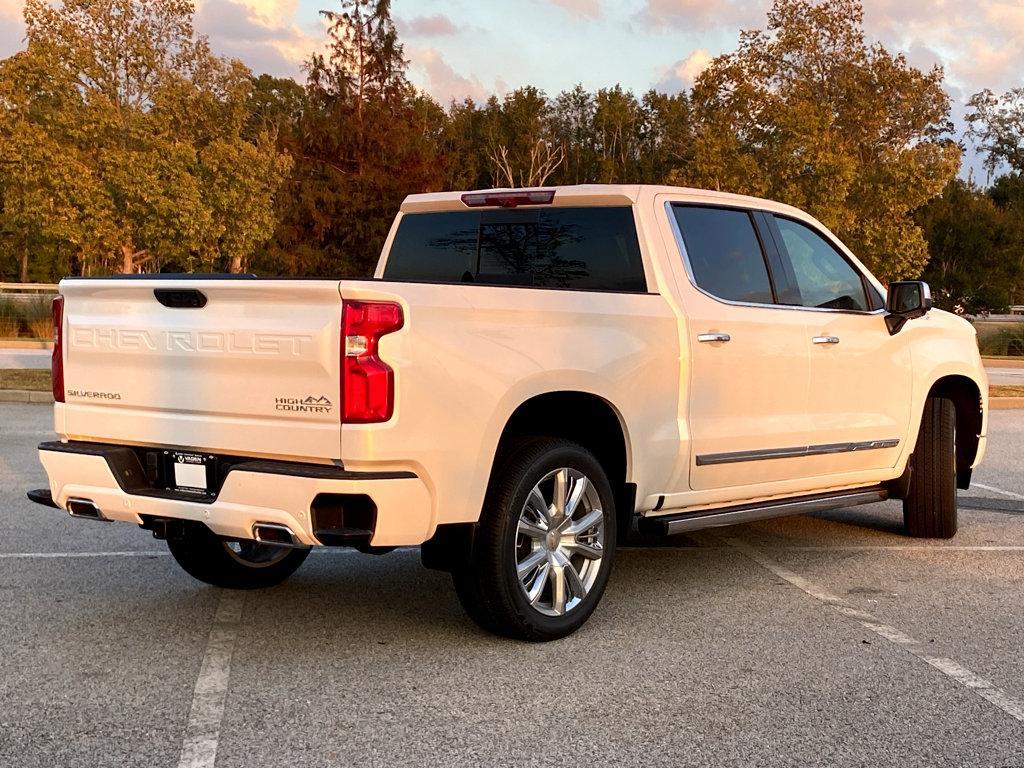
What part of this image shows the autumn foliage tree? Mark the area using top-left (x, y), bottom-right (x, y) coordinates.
top-left (264, 0), bottom-right (444, 277)
top-left (967, 88), bottom-right (1024, 177)
top-left (679, 0), bottom-right (959, 282)
top-left (0, 0), bottom-right (290, 277)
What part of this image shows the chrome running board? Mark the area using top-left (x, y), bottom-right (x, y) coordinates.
top-left (639, 487), bottom-right (888, 536)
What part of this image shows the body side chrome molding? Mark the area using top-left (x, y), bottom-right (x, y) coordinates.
top-left (696, 438), bottom-right (900, 467)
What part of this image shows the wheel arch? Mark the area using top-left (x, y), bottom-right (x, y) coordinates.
top-left (493, 391), bottom-right (635, 534)
top-left (926, 374), bottom-right (984, 488)
top-left (422, 390), bottom-right (635, 572)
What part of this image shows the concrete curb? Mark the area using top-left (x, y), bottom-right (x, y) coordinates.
top-left (990, 397), bottom-right (1024, 410)
top-left (983, 357), bottom-right (1024, 369)
top-left (0, 390), bottom-right (54, 403)
top-left (0, 340), bottom-right (52, 350)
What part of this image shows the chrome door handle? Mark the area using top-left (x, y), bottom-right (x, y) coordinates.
top-left (812, 335), bottom-right (840, 345)
top-left (697, 332), bottom-right (731, 343)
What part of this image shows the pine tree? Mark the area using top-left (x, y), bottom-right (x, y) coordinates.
top-left (269, 0), bottom-right (443, 277)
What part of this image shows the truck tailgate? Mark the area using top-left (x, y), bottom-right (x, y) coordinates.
top-left (59, 279), bottom-right (343, 461)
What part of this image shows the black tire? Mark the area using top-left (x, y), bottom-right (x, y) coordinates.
top-left (167, 522), bottom-right (310, 589)
top-left (452, 438), bottom-right (616, 641)
top-left (903, 397), bottom-right (958, 539)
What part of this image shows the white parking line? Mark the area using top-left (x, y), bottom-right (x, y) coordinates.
top-left (621, 545), bottom-right (1024, 552)
top-left (723, 536), bottom-right (1024, 723)
top-left (974, 482), bottom-right (1024, 501)
top-left (743, 545), bottom-right (1024, 551)
top-left (0, 548), bottom-right (389, 560)
top-left (0, 550), bottom-right (169, 559)
top-left (177, 591), bottom-right (247, 768)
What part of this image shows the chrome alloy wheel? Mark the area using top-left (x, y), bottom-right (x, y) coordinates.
top-left (514, 467), bottom-right (605, 617)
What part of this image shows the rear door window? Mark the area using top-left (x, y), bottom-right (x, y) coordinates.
top-left (384, 207), bottom-right (646, 292)
top-left (671, 205), bottom-right (774, 304)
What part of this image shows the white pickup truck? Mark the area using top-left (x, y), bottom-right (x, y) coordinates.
top-left (30, 185), bottom-right (988, 640)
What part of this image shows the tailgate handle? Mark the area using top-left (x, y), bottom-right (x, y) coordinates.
top-left (154, 288), bottom-right (207, 309)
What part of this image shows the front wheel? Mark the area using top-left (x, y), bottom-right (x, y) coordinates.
top-left (903, 396), bottom-right (958, 539)
top-left (453, 438), bottom-right (616, 641)
top-left (167, 522), bottom-right (310, 589)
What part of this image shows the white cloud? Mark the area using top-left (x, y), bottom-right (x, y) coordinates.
top-left (0, 0), bottom-right (24, 56)
top-left (639, 0), bottom-right (765, 31)
top-left (639, 0), bottom-right (1022, 98)
top-left (230, 0), bottom-right (298, 26)
top-left (546, 0), bottom-right (601, 20)
top-left (398, 13), bottom-right (462, 37)
top-left (409, 46), bottom-right (492, 104)
top-left (0, 0), bottom-right (318, 78)
top-left (656, 48), bottom-right (713, 92)
top-left (859, 0), bottom-right (1022, 94)
top-left (947, 38), bottom-right (1018, 97)
top-left (194, 0), bottom-right (322, 79)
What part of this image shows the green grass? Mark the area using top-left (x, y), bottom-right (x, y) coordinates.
top-left (20, 296), bottom-right (53, 340)
top-left (991, 384), bottom-right (1024, 398)
top-left (0, 369), bottom-right (51, 391)
top-left (976, 322), bottom-right (1024, 356)
top-left (0, 297), bottom-right (19, 338)
top-left (0, 295), bottom-right (56, 340)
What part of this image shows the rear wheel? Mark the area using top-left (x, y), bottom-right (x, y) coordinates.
top-left (903, 397), bottom-right (958, 539)
top-left (167, 522), bottom-right (310, 589)
top-left (452, 438), bottom-right (616, 641)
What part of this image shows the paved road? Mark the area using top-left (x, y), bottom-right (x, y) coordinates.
top-left (0, 348), bottom-right (50, 369)
top-left (1, 405), bottom-right (1023, 766)
top-left (987, 366), bottom-right (1024, 385)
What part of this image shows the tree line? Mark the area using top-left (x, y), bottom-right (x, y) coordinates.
top-left (1, 0), bottom-right (1023, 311)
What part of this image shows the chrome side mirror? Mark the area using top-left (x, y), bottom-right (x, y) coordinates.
top-left (885, 281), bottom-right (932, 335)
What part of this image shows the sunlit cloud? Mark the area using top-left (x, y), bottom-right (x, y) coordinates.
top-left (545, 0), bottom-right (602, 20)
top-left (408, 46), bottom-right (491, 104)
top-left (639, 0), bottom-right (766, 31)
top-left (231, 0), bottom-right (298, 26)
top-left (656, 48), bottom-right (713, 92)
top-left (0, 0), bottom-right (25, 56)
top-left (397, 13), bottom-right (462, 37)
top-left (194, 0), bottom-right (323, 79)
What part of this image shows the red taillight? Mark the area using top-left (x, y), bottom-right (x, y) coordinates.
top-left (461, 189), bottom-right (555, 208)
top-left (341, 301), bottom-right (403, 423)
top-left (51, 296), bottom-right (65, 403)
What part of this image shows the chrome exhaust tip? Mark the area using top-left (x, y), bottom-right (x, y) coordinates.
top-left (251, 522), bottom-right (302, 548)
top-left (66, 497), bottom-right (108, 521)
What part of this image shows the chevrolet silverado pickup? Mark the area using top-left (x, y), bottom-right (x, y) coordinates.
top-left (29, 185), bottom-right (988, 640)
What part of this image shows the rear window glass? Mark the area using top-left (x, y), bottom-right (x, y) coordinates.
top-left (384, 207), bottom-right (647, 292)
top-left (672, 205), bottom-right (774, 304)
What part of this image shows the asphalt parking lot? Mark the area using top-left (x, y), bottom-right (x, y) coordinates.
top-left (2, 404), bottom-right (1023, 767)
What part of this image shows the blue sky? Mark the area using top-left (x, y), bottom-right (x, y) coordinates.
top-left (1, 0), bottom-right (1021, 176)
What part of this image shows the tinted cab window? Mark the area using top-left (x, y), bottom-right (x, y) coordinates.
top-left (671, 206), bottom-right (774, 304)
top-left (774, 217), bottom-right (869, 311)
top-left (385, 207), bottom-right (646, 292)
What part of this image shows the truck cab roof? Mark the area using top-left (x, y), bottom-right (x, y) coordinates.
top-left (401, 184), bottom-right (810, 220)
